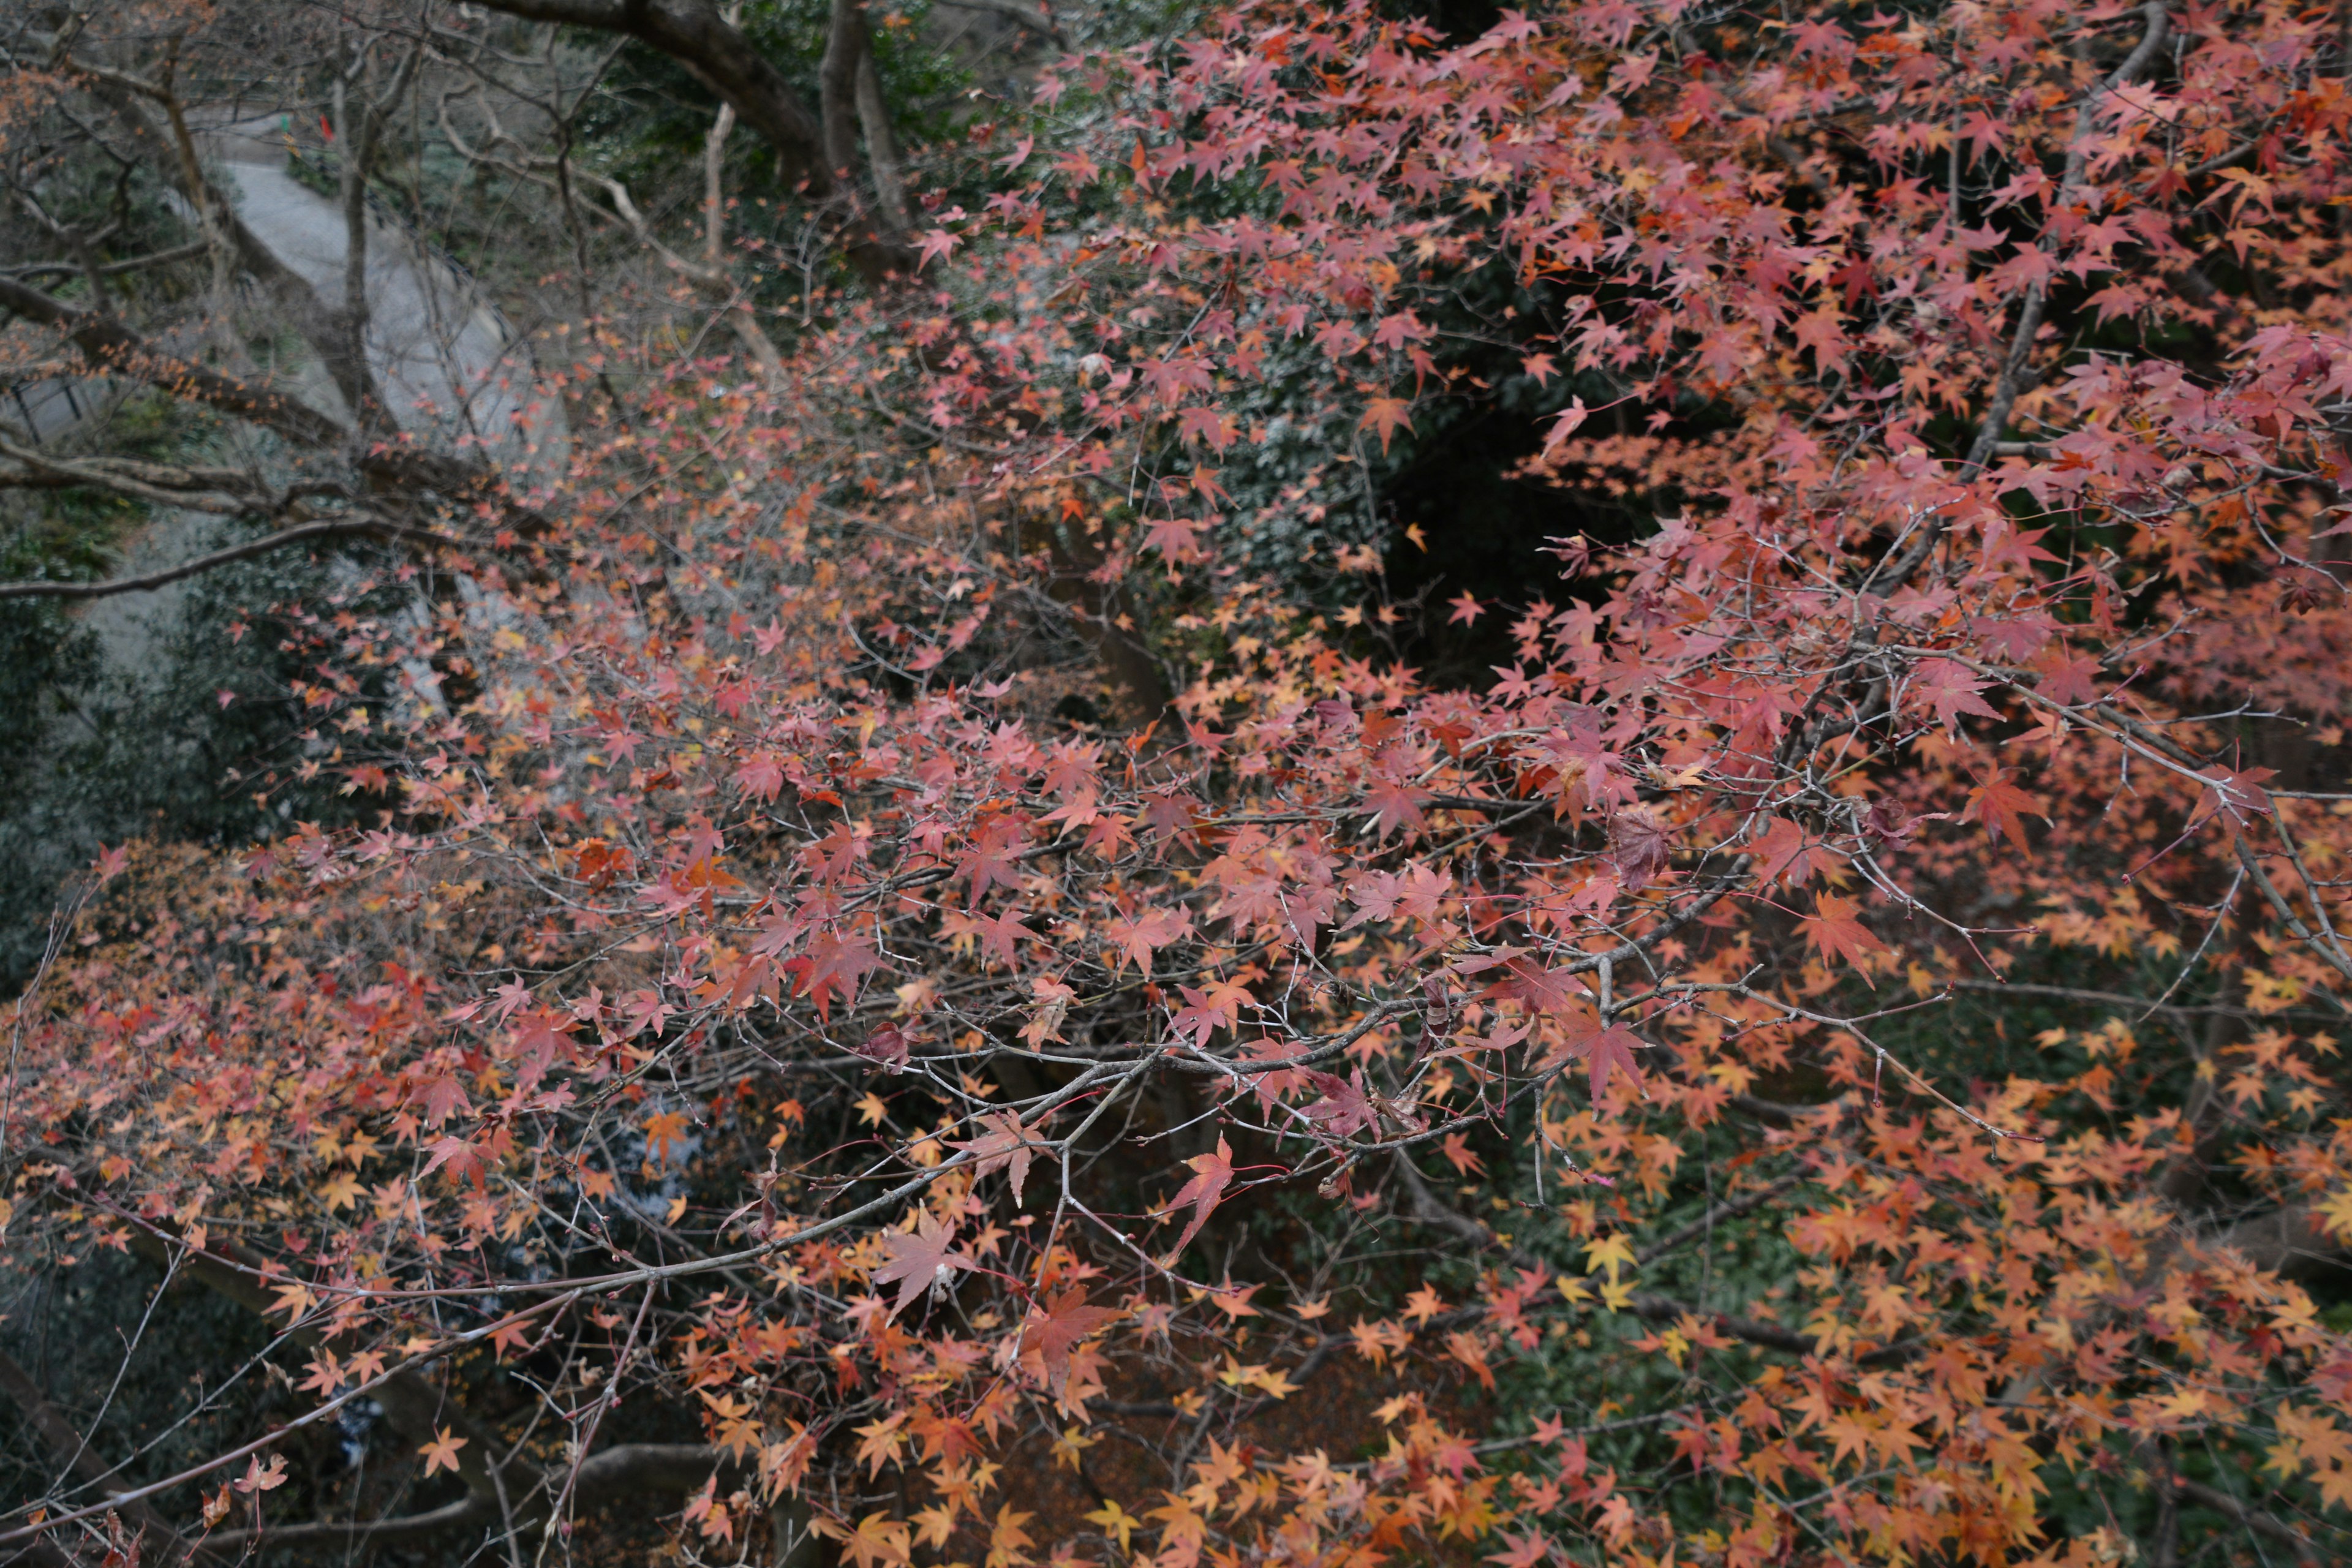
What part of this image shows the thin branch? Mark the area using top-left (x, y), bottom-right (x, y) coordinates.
top-left (0, 273), bottom-right (354, 451)
top-left (0, 516), bottom-right (462, 601)
top-left (0, 239), bottom-right (208, 284)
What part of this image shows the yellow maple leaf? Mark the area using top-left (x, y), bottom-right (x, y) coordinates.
top-left (1585, 1232), bottom-right (1637, 1285)
top-left (1084, 1498), bottom-right (1139, 1553)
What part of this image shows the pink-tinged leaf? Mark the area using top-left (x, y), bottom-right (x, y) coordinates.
top-left (855, 1024), bottom-right (910, 1072)
top-left (1909, 658), bottom-right (2002, 734)
top-left (950, 1111), bottom-right (1039, 1205)
top-left (1143, 514), bottom-right (1206, 561)
top-left (1747, 816), bottom-right (1831, 888)
top-left (873, 1210), bottom-right (968, 1319)
top-left (2030, 647), bottom-right (2103, 705)
top-left (1540, 396), bottom-right (1588, 454)
top-left (736, 752), bottom-right (785, 802)
top-left (1177, 404), bottom-right (1237, 451)
top-left (1363, 777), bottom-right (1431, 840)
top-left (1102, 907), bottom-right (1189, 976)
top-left (621, 989), bottom-right (671, 1039)
top-left (1300, 1069), bottom-right (1378, 1137)
top-left (507, 1009), bottom-right (578, 1091)
top-left (916, 228), bottom-right (959, 269)
top-left (2192, 766), bottom-right (2275, 827)
top-left (786, 931), bottom-right (883, 1019)
top-left (1167, 1137), bottom-right (1234, 1254)
top-left (411, 1074), bottom-right (472, 1128)
top-left (420, 1134), bottom-right (490, 1191)
top-left (1608, 806), bottom-right (1670, 891)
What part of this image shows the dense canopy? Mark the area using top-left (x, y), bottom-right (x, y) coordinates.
top-left (4, 1), bottom-right (2352, 1566)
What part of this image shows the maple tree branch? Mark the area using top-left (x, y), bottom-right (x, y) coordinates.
top-left (0, 273), bottom-right (353, 450)
top-left (2164, 1471), bottom-right (2325, 1564)
top-left (1940, 978), bottom-right (2335, 1021)
top-left (205, 1495), bottom-right (497, 1553)
top-left (1634, 1174), bottom-right (1805, 1266)
top-left (0, 517), bottom-right (465, 601)
top-left (0, 272), bottom-right (540, 539)
top-left (0, 239), bottom-right (209, 284)
top-left (120, 1231), bottom-right (516, 1507)
top-left (202, 1447), bottom-right (745, 1553)
top-left (1850, 1), bottom-right (2179, 601)
top-left (1966, 1), bottom-right (2170, 476)
top-left (0, 435), bottom-right (266, 513)
top-left (2234, 833), bottom-right (2352, 987)
top-left (856, 55), bottom-right (913, 238)
top-left (2204, 1204), bottom-right (2346, 1281)
top-left (821, 0), bottom-right (868, 194)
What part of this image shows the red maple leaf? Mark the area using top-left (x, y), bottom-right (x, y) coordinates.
top-left (1909, 658), bottom-right (2002, 734)
top-left (1965, 772), bottom-right (2046, 852)
top-left (1363, 777), bottom-right (1431, 840)
top-left (1748, 816), bottom-right (1830, 888)
top-left (2030, 647), bottom-right (2103, 706)
top-left (1027, 1287), bottom-right (1120, 1389)
top-left (1170, 984), bottom-right (1238, 1047)
top-left (420, 1134), bottom-right (490, 1191)
top-left (1359, 396), bottom-right (1415, 453)
top-left (787, 930), bottom-right (882, 1019)
top-left (1800, 894), bottom-right (1885, 980)
top-left (1540, 1003), bottom-right (1645, 1102)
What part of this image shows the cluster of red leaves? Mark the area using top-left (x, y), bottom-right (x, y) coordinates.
top-left (10, 1), bottom-right (2352, 1566)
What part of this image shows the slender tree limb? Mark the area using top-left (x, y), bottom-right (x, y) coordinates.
top-left (205, 1494), bottom-right (496, 1553)
top-left (0, 239), bottom-right (209, 284)
top-left (122, 1231), bottom-right (513, 1507)
top-left (0, 274), bottom-right (539, 535)
top-left (1635, 1174), bottom-right (1805, 1266)
top-left (1390, 1154), bottom-right (1866, 1362)
top-left (0, 434), bottom-right (262, 513)
top-left (2168, 1474), bottom-right (2324, 1564)
top-left (0, 516), bottom-right (464, 601)
top-left (1868, 1), bottom-right (2171, 598)
top-left (0, 273), bottom-right (353, 451)
top-left (2203, 1204), bottom-right (2346, 1281)
top-left (201, 1446), bottom-right (748, 1553)
top-left (66, 58), bottom-right (385, 422)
